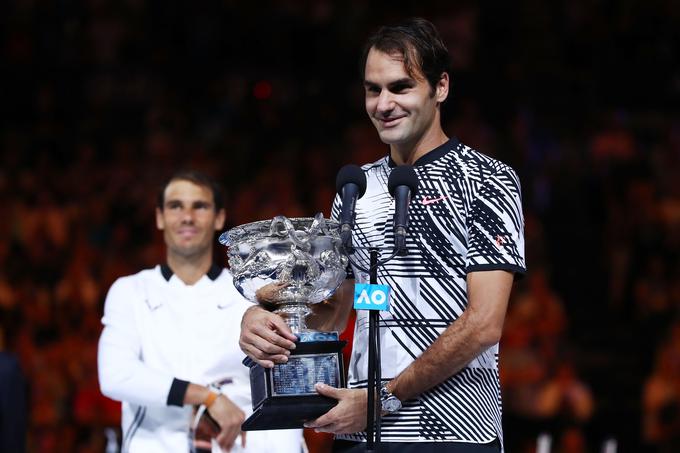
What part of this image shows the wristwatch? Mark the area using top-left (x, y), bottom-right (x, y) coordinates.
top-left (380, 382), bottom-right (402, 414)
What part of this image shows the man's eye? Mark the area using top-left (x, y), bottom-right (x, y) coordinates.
top-left (365, 86), bottom-right (380, 94)
top-left (391, 84), bottom-right (410, 93)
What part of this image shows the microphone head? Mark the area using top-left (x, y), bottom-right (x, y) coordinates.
top-left (336, 164), bottom-right (367, 197)
top-left (388, 165), bottom-right (419, 197)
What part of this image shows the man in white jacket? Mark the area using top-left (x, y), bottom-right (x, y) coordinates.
top-left (98, 170), bottom-right (302, 452)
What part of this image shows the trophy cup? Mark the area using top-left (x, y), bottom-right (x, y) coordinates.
top-left (219, 213), bottom-right (348, 430)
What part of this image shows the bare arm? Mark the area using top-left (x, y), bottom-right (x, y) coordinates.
top-left (388, 270), bottom-right (513, 401)
top-left (305, 270), bottom-right (514, 434)
top-left (240, 280), bottom-right (355, 367)
top-left (307, 279), bottom-right (355, 332)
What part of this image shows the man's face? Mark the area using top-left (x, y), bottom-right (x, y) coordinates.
top-left (155, 179), bottom-right (225, 259)
top-left (364, 48), bottom-right (448, 148)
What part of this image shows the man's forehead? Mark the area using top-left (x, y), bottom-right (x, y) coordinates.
top-left (365, 47), bottom-right (425, 82)
top-left (367, 48), bottom-right (406, 66)
top-left (164, 179), bottom-right (214, 203)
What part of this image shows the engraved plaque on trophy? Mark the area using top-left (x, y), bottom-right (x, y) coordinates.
top-left (219, 214), bottom-right (348, 430)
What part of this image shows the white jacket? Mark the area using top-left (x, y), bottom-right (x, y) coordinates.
top-left (98, 265), bottom-right (302, 453)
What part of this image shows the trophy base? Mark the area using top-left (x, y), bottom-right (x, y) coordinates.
top-left (242, 339), bottom-right (346, 431)
top-left (242, 394), bottom-right (338, 430)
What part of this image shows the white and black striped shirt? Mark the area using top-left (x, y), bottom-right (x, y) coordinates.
top-left (333, 138), bottom-right (526, 444)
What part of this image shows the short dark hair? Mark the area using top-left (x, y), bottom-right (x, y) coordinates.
top-left (157, 170), bottom-right (224, 211)
top-left (361, 17), bottom-right (451, 93)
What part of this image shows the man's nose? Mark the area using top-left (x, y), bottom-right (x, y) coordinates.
top-left (180, 208), bottom-right (195, 223)
top-left (376, 91), bottom-right (395, 114)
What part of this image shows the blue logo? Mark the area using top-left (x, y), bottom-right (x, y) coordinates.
top-left (353, 283), bottom-right (390, 311)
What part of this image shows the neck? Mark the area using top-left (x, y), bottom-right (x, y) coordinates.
top-left (166, 251), bottom-right (213, 285)
top-left (390, 119), bottom-right (448, 166)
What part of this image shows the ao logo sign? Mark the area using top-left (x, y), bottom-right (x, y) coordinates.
top-left (353, 283), bottom-right (390, 311)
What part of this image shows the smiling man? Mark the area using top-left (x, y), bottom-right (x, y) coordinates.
top-left (239, 18), bottom-right (526, 452)
top-left (98, 171), bottom-right (302, 452)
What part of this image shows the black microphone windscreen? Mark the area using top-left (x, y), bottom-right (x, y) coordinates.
top-left (388, 165), bottom-right (418, 197)
top-left (336, 164), bottom-right (367, 197)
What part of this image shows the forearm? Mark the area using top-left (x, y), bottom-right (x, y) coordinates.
top-left (307, 300), bottom-right (352, 332)
top-left (184, 382), bottom-right (214, 405)
top-left (253, 279), bottom-right (354, 332)
top-left (307, 279), bottom-right (354, 332)
top-left (97, 336), bottom-right (176, 406)
top-left (98, 337), bottom-right (213, 408)
top-left (389, 270), bottom-right (512, 402)
top-left (388, 310), bottom-right (490, 401)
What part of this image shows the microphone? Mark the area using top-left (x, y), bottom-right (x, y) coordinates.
top-left (388, 165), bottom-right (418, 255)
top-left (336, 164), bottom-right (367, 251)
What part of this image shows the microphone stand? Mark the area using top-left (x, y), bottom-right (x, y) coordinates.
top-left (345, 246), bottom-right (400, 453)
top-left (366, 248), bottom-right (379, 452)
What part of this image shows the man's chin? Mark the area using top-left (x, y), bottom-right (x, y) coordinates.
top-left (377, 129), bottom-right (404, 145)
top-left (379, 133), bottom-right (414, 148)
top-left (170, 244), bottom-right (208, 259)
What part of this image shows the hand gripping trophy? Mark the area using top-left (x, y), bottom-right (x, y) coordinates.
top-left (219, 213), bottom-right (348, 430)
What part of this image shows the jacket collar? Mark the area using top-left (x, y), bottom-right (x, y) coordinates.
top-left (160, 263), bottom-right (223, 282)
top-left (145, 264), bottom-right (225, 311)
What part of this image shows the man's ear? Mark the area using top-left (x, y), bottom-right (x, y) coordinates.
top-left (436, 72), bottom-right (450, 104)
top-left (214, 208), bottom-right (226, 230)
top-left (155, 207), bottom-right (165, 230)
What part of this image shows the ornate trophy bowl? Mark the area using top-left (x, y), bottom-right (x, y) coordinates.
top-left (219, 214), bottom-right (348, 430)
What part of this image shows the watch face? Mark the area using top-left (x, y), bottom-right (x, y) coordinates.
top-left (382, 396), bottom-right (402, 413)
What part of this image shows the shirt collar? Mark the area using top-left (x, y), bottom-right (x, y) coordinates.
top-left (387, 137), bottom-right (460, 168)
top-left (160, 263), bottom-right (223, 282)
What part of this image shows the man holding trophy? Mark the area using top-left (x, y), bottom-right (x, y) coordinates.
top-left (238, 18), bottom-right (526, 452)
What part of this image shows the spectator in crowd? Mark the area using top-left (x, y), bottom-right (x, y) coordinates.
top-left (0, 352), bottom-right (27, 452)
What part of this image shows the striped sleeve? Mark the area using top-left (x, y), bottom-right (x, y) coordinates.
top-left (465, 166), bottom-right (526, 275)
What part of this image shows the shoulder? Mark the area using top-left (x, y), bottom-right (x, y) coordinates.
top-left (457, 143), bottom-right (515, 174)
top-left (448, 142), bottom-right (521, 188)
top-left (106, 266), bottom-right (164, 300)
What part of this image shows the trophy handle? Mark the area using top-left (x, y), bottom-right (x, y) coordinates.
top-left (307, 212), bottom-right (329, 236)
top-left (270, 216), bottom-right (311, 251)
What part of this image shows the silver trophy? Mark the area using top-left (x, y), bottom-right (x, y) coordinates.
top-left (219, 213), bottom-right (348, 430)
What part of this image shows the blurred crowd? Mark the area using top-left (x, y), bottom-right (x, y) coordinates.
top-left (1, 1), bottom-right (678, 452)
